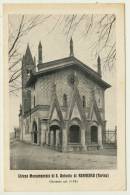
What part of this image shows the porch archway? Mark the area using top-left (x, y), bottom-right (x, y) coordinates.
top-left (49, 122), bottom-right (61, 147)
top-left (91, 125), bottom-right (98, 144)
top-left (68, 125), bottom-right (80, 143)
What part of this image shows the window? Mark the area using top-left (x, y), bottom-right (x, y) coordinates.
top-left (82, 96), bottom-right (86, 108)
top-left (63, 94), bottom-right (67, 107)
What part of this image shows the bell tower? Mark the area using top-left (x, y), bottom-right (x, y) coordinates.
top-left (22, 44), bottom-right (36, 114)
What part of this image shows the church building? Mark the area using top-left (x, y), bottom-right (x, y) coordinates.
top-left (19, 39), bottom-right (111, 152)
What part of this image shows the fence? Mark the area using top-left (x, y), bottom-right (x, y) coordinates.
top-left (104, 126), bottom-right (117, 146)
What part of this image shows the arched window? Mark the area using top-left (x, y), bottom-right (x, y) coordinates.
top-left (82, 96), bottom-right (86, 108)
top-left (63, 94), bottom-right (67, 107)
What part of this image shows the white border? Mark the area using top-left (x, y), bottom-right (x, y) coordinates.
top-left (0, 0), bottom-right (129, 194)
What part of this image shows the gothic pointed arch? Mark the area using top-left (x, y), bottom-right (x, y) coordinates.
top-left (88, 98), bottom-right (102, 124)
top-left (49, 84), bottom-right (63, 124)
top-left (67, 85), bottom-right (87, 126)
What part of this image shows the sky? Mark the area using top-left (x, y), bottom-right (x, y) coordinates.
top-left (9, 14), bottom-right (116, 132)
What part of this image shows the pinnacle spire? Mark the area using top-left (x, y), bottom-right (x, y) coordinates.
top-left (38, 41), bottom-right (42, 48)
top-left (24, 44), bottom-right (34, 65)
top-left (70, 37), bottom-right (74, 56)
top-left (97, 55), bottom-right (102, 77)
top-left (38, 41), bottom-right (43, 64)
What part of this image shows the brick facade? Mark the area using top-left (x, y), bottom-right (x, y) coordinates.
top-left (19, 43), bottom-right (110, 152)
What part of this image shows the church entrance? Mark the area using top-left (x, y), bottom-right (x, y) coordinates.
top-left (69, 125), bottom-right (80, 143)
top-left (91, 126), bottom-right (98, 144)
top-left (33, 121), bottom-right (37, 144)
top-left (50, 125), bottom-right (60, 147)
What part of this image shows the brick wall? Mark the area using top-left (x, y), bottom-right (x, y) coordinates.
top-left (32, 67), bottom-right (105, 115)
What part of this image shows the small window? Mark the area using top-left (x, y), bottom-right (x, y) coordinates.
top-left (63, 94), bottom-right (67, 107)
top-left (82, 96), bottom-right (86, 108)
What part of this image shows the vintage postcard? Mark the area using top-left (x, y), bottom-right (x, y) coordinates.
top-left (4, 3), bottom-right (126, 191)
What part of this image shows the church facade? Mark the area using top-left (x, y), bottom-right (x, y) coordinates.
top-left (19, 39), bottom-right (111, 152)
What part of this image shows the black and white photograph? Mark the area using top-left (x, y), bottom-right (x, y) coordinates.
top-left (9, 12), bottom-right (117, 170)
top-left (4, 3), bottom-right (126, 191)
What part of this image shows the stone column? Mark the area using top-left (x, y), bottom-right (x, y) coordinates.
top-left (50, 131), bottom-right (54, 146)
top-left (31, 132), bottom-right (34, 144)
top-left (98, 125), bottom-right (103, 149)
top-left (47, 131), bottom-right (50, 145)
top-left (41, 121), bottom-right (47, 145)
top-left (56, 130), bottom-right (60, 147)
top-left (37, 118), bottom-right (41, 145)
top-left (62, 128), bottom-right (67, 152)
top-left (102, 120), bottom-right (107, 144)
top-left (81, 129), bottom-right (87, 151)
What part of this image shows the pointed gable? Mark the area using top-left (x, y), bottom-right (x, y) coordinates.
top-left (88, 98), bottom-right (102, 124)
top-left (51, 107), bottom-right (60, 121)
top-left (91, 109), bottom-right (98, 121)
top-left (67, 85), bottom-right (87, 126)
top-left (49, 84), bottom-right (63, 123)
top-left (70, 102), bottom-right (81, 120)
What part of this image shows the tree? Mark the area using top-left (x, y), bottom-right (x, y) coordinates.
top-left (48, 14), bottom-right (116, 70)
top-left (9, 14), bottom-right (116, 94)
top-left (8, 14), bottom-right (51, 94)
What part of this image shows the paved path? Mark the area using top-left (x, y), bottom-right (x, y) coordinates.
top-left (10, 141), bottom-right (117, 170)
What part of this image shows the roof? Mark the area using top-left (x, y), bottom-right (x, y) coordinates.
top-left (26, 56), bottom-right (111, 89)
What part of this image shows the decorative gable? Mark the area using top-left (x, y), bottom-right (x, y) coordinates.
top-left (67, 84), bottom-right (87, 126)
top-left (91, 110), bottom-right (98, 121)
top-left (51, 107), bottom-right (60, 121)
top-left (49, 84), bottom-right (63, 123)
top-left (70, 102), bottom-right (81, 120)
top-left (88, 98), bottom-right (102, 124)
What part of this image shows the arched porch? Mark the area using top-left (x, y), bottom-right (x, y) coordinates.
top-left (49, 120), bottom-right (62, 149)
top-left (89, 121), bottom-right (103, 149)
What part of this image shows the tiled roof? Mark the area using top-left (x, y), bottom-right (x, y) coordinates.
top-left (26, 56), bottom-right (111, 89)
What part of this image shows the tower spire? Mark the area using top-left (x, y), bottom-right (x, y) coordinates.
top-left (38, 41), bottom-right (43, 64)
top-left (97, 55), bottom-right (102, 77)
top-left (24, 44), bottom-right (34, 65)
top-left (70, 37), bottom-right (74, 56)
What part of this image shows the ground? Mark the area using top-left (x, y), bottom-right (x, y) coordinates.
top-left (10, 141), bottom-right (117, 170)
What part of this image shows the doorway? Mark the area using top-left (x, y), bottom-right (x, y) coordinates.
top-left (91, 126), bottom-right (98, 143)
top-left (69, 125), bottom-right (80, 143)
top-left (50, 125), bottom-right (60, 146)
